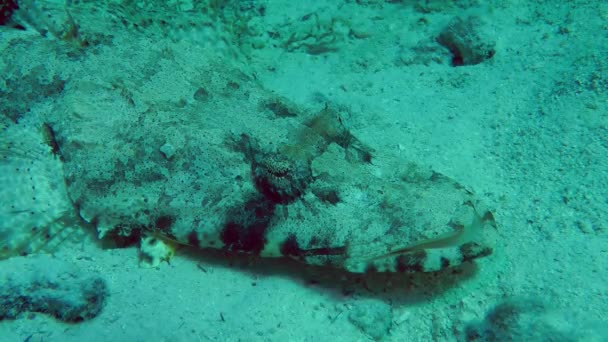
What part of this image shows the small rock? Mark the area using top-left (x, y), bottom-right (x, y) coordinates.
top-left (160, 142), bottom-right (176, 160)
top-left (0, 254), bottom-right (107, 322)
top-left (348, 299), bottom-right (393, 340)
top-left (462, 298), bottom-right (605, 341)
top-left (436, 15), bottom-right (496, 66)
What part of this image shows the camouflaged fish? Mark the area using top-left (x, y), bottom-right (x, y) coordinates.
top-left (212, 107), bottom-right (497, 273)
top-left (44, 73), bottom-right (495, 273)
top-left (2, 1), bottom-right (496, 272)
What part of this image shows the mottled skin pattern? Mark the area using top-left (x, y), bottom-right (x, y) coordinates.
top-left (2, 2), bottom-right (497, 273)
top-left (169, 106), bottom-right (496, 273)
top-left (49, 72), bottom-right (495, 274)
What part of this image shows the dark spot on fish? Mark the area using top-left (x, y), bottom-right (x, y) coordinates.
top-left (395, 251), bottom-right (426, 273)
top-left (187, 231), bottom-right (200, 246)
top-left (155, 215), bottom-right (173, 231)
top-left (220, 196), bottom-right (275, 254)
top-left (440, 257), bottom-right (451, 270)
top-left (365, 263), bottom-right (378, 274)
top-left (280, 234), bottom-right (302, 257)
